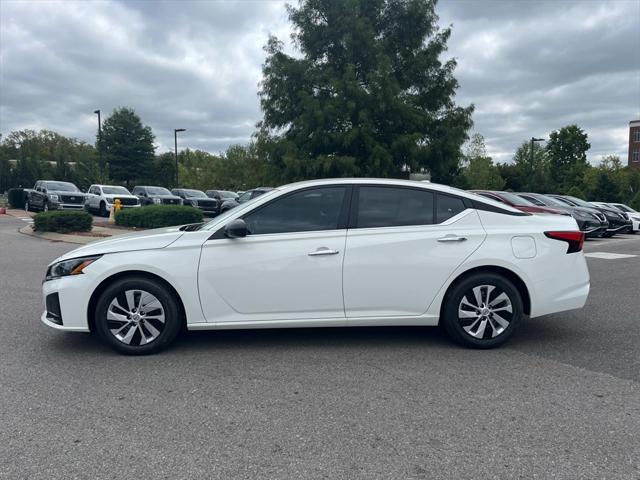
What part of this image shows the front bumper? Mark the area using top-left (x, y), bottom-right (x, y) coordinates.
top-left (41, 275), bottom-right (92, 332)
top-left (51, 202), bottom-right (86, 210)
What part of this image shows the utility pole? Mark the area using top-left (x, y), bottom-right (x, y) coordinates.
top-left (174, 128), bottom-right (186, 187)
top-left (94, 109), bottom-right (102, 172)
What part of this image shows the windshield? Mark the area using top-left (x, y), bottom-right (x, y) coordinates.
top-left (220, 191), bottom-right (237, 198)
top-left (184, 189), bottom-right (208, 198)
top-left (535, 195), bottom-right (571, 207)
top-left (45, 182), bottom-right (79, 192)
top-left (146, 187), bottom-right (172, 195)
top-left (497, 192), bottom-right (534, 206)
top-left (102, 186), bottom-right (131, 195)
top-left (564, 196), bottom-right (593, 208)
top-left (612, 203), bottom-right (633, 213)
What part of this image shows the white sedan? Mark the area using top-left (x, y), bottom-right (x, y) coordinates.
top-left (41, 179), bottom-right (590, 354)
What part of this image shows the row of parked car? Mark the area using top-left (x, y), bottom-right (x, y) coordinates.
top-left (24, 180), bottom-right (275, 217)
top-left (22, 180), bottom-right (640, 237)
top-left (470, 190), bottom-right (640, 237)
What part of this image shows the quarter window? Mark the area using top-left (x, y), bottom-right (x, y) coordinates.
top-left (244, 187), bottom-right (346, 235)
top-left (436, 194), bottom-right (467, 223)
top-left (355, 187), bottom-right (434, 228)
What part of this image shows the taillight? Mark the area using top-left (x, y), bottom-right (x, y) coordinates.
top-left (544, 231), bottom-right (585, 253)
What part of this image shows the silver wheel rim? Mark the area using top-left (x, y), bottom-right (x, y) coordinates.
top-left (458, 285), bottom-right (513, 339)
top-left (43, 203), bottom-right (48, 212)
top-left (107, 289), bottom-right (165, 346)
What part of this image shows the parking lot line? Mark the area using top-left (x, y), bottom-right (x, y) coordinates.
top-left (584, 252), bottom-right (638, 259)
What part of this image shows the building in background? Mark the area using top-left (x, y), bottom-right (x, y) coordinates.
top-left (629, 120), bottom-right (640, 167)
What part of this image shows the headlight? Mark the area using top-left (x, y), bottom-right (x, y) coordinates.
top-left (105, 197), bottom-right (113, 204)
top-left (45, 255), bottom-right (102, 281)
top-left (49, 194), bottom-right (59, 201)
top-left (633, 216), bottom-right (640, 222)
top-left (189, 200), bottom-right (198, 207)
top-left (153, 198), bottom-right (161, 204)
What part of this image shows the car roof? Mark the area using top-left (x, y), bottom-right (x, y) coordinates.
top-left (276, 178), bottom-right (522, 213)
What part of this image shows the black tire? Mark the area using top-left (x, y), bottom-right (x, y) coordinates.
top-left (99, 202), bottom-right (108, 217)
top-left (441, 272), bottom-right (523, 349)
top-left (94, 276), bottom-right (182, 355)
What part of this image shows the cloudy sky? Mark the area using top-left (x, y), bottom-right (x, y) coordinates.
top-left (1, 0), bottom-right (639, 164)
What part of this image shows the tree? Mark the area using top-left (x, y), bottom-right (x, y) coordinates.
top-left (546, 125), bottom-right (590, 192)
top-left (631, 191), bottom-right (640, 211)
top-left (258, 0), bottom-right (473, 183)
top-left (510, 140), bottom-right (550, 193)
top-left (98, 108), bottom-right (155, 187)
top-left (459, 134), bottom-right (505, 190)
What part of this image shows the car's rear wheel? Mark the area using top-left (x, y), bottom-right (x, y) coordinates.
top-left (94, 276), bottom-right (182, 355)
top-left (442, 273), bottom-right (523, 349)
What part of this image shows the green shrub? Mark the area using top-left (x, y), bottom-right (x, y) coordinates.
top-left (115, 205), bottom-right (203, 229)
top-left (8, 188), bottom-right (27, 209)
top-left (33, 210), bottom-right (93, 233)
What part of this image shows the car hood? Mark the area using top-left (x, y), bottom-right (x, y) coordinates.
top-left (149, 194), bottom-right (181, 199)
top-left (53, 226), bottom-right (185, 263)
top-left (49, 190), bottom-right (86, 196)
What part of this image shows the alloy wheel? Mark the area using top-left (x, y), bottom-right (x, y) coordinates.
top-left (106, 289), bottom-right (166, 346)
top-left (457, 285), bottom-right (513, 339)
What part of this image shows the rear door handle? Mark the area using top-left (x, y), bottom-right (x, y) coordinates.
top-left (308, 247), bottom-right (340, 256)
top-left (437, 235), bottom-right (467, 243)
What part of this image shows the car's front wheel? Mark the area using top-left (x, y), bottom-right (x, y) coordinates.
top-left (94, 276), bottom-right (182, 355)
top-left (442, 273), bottom-right (523, 349)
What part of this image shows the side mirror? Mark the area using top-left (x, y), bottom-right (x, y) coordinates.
top-left (225, 219), bottom-right (248, 238)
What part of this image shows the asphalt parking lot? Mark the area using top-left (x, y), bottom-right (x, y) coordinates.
top-left (1, 215), bottom-right (639, 479)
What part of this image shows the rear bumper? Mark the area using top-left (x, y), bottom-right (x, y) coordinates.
top-left (529, 251), bottom-right (590, 318)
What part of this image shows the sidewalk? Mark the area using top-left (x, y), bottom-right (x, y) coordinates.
top-left (2, 208), bottom-right (130, 244)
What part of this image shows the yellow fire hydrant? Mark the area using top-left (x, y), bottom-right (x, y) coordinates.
top-left (108, 198), bottom-right (122, 223)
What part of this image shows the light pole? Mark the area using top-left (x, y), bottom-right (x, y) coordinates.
top-left (174, 128), bottom-right (186, 187)
top-left (530, 137), bottom-right (545, 166)
top-left (94, 109), bottom-right (102, 170)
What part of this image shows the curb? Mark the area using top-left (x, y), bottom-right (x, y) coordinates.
top-left (18, 225), bottom-right (97, 244)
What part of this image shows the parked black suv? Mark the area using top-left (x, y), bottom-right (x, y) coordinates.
top-left (133, 186), bottom-right (183, 206)
top-left (171, 188), bottom-right (219, 216)
top-left (515, 192), bottom-right (608, 238)
top-left (25, 180), bottom-right (87, 212)
top-left (546, 194), bottom-right (632, 237)
top-left (205, 189), bottom-right (238, 203)
top-left (219, 187), bottom-right (274, 213)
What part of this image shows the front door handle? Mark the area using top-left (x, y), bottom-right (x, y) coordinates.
top-left (437, 235), bottom-right (467, 243)
top-left (308, 247), bottom-right (340, 256)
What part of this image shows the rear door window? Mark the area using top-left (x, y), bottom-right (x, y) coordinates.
top-left (355, 187), bottom-right (434, 228)
top-left (436, 194), bottom-right (467, 223)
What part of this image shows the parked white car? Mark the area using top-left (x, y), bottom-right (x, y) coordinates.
top-left (85, 184), bottom-right (141, 217)
top-left (595, 202), bottom-right (640, 233)
top-left (42, 178), bottom-right (590, 354)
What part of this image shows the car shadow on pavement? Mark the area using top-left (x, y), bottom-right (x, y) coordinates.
top-left (43, 320), bottom-right (567, 356)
